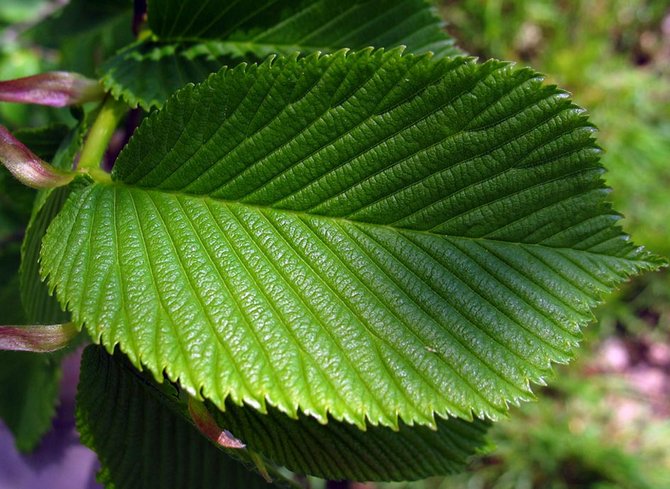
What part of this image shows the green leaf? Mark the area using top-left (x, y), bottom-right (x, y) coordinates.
top-left (101, 41), bottom-right (235, 110)
top-left (42, 50), bottom-right (664, 430)
top-left (0, 350), bottom-right (62, 452)
top-left (20, 185), bottom-right (72, 324)
top-left (14, 124), bottom-right (71, 161)
top-left (147, 0), bottom-right (459, 57)
top-left (104, 0), bottom-right (459, 109)
top-left (77, 345), bottom-right (278, 489)
top-left (0, 166), bottom-right (34, 241)
top-left (0, 238), bottom-right (24, 324)
top-left (19, 116), bottom-right (91, 323)
top-left (211, 400), bottom-right (489, 481)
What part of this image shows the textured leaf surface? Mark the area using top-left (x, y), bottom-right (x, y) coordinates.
top-left (211, 400), bottom-right (489, 481)
top-left (147, 0), bottom-right (458, 57)
top-left (101, 42), bottom-right (235, 110)
top-left (77, 346), bottom-right (274, 489)
top-left (104, 0), bottom-right (458, 108)
top-left (43, 50), bottom-right (663, 429)
top-left (20, 186), bottom-right (72, 324)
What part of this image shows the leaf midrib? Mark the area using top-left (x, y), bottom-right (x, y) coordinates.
top-left (99, 181), bottom-right (652, 265)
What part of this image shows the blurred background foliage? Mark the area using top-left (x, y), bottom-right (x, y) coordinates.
top-left (1, 1), bottom-right (669, 488)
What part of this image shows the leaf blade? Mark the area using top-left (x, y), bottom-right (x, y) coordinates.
top-left (77, 346), bottom-right (276, 489)
top-left (42, 50), bottom-right (664, 430)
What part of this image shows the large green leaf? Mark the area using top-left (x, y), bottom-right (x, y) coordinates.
top-left (103, 0), bottom-right (459, 109)
top-left (42, 50), bottom-right (663, 430)
top-left (77, 346), bottom-right (275, 489)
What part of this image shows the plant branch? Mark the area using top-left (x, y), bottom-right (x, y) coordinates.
top-left (78, 96), bottom-right (127, 183)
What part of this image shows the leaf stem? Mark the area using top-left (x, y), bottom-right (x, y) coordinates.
top-left (78, 96), bottom-right (127, 183)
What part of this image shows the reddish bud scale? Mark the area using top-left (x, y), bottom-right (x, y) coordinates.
top-left (0, 71), bottom-right (104, 107)
top-left (0, 125), bottom-right (75, 189)
top-left (0, 323), bottom-right (78, 353)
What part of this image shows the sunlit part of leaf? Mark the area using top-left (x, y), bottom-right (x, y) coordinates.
top-left (43, 50), bottom-right (664, 430)
top-left (77, 346), bottom-right (280, 489)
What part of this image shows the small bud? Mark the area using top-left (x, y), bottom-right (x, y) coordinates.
top-left (187, 397), bottom-right (246, 449)
top-left (0, 125), bottom-right (75, 188)
top-left (0, 71), bottom-right (104, 107)
top-left (0, 323), bottom-right (78, 353)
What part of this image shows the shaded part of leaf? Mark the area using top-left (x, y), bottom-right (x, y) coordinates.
top-left (108, 0), bottom-right (459, 109)
top-left (13, 124), bottom-right (71, 162)
top-left (212, 399), bottom-right (490, 481)
top-left (20, 185), bottom-right (73, 324)
top-left (0, 233), bottom-right (72, 452)
top-left (147, 0), bottom-right (459, 57)
top-left (101, 41), bottom-right (235, 110)
top-left (76, 345), bottom-right (278, 489)
top-left (0, 166), bottom-right (34, 242)
top-left (0, 351), bottom-right (62, 452)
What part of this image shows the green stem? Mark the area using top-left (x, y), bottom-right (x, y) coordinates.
top-left (78, 96), bottom-right (127, 183)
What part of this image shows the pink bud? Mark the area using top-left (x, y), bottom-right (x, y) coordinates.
top-left (0, 71), bottom-right (104, 107)
top-left (0, 125), bottom-right (75, 188)
top-left (187, 397), bottom-right (246, 449)
top-left (0, 323), bottom-right (78, 353)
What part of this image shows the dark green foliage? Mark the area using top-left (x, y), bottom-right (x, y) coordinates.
top-left (77, 346), bottom-right (274, 489)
